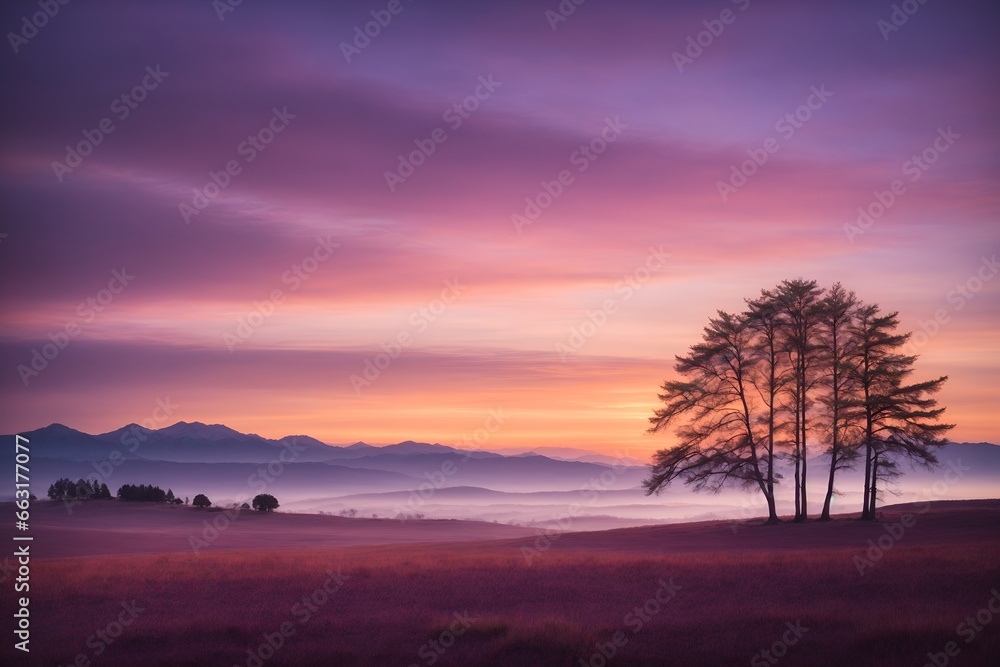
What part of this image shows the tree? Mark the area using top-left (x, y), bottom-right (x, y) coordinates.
top-left (816, 284), bottom-right (861, 520)
top-left (850, 304), bottom-right (953, 518)
top-left (775, 279), bottom-right (824, 520)
top-left (240, 502), bottom-right (250, 510)
top-left (166, 489), bottom-right (175, 503)
top-left (645, 310), bottom-right (779, 522)
top-left (745, 289), bottom-right (791, 522)
top-left (47, 479), bottom-right (69, 499)
top-left (192, 494), bottom-right (211, 508)
top-left (76, 479), bottom-right (87, 498)
top-left (252, 494), bottom-right (279, 512)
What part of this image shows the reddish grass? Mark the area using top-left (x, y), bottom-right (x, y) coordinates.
top-left (2, 503), bottom-right (999, 666)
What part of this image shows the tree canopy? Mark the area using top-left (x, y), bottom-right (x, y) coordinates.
top-left (252, 494), bottom-right (279, 512)
top-left (645, 279), bottom-right (952, 521)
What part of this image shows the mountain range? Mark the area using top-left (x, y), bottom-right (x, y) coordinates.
top-left (8, 421), bottom-right (999, 527)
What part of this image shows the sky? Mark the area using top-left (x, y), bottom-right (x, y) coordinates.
top-left (1, 0), bottom-right (997, 456)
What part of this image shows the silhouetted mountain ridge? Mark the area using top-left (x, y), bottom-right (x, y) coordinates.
top-left (7, 423), bottom-right (998, 509)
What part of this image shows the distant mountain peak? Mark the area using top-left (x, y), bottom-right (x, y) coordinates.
top-left (44, 423), bottom-right (82, 434)
top-left (158, 421), bottom-right (260, 441)
top-left (121, 422), bottom-right (150, 431)
top-left (382, 440), bottom-right (457, 454)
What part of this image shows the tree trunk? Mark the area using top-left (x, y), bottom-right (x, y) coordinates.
top-left (821, 336), bottom-right (840, 522)
top-left (767, 338), bottom-right (776, 518)
top-left (868, 452), bottom-right (879, 518)
top-left (765, 490), bottom-right (778, 523)
top-left (797, 354), bottom-right (808, 521)
top-left (860, 354), bottom-right (873, 520)
top-left (821, 442), bottom-right (837, 521)
top-left (800, 391), bottom-right (808, 520)
top-left (793, 381), bottom-right (802, 520)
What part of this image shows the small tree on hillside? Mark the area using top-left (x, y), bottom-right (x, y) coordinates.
top-left (192, 494), bottom-right (211, 508)
top-left (252, 494), bottom-right (279, 512)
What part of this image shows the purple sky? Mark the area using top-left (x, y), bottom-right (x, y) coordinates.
top-left (1, 0), bottom-right (998, 452)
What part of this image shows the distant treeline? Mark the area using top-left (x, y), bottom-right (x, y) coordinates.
top-left (46, 478), bottom-right (182, 504)
top-left (117, 483), bottom-right (178, 503)
top-left (47, 477), bottom-right (112, 500)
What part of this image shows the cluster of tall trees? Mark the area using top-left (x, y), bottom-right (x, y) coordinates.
top-left (47, 477), bottom-right (112, 500)
top-left (117, 483), bottom-right (177, 503)
top-left (643, 279), bottom-right (953, 521)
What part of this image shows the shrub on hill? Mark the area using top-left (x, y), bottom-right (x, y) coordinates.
top-left (252, 494), bottom-right (279, 512)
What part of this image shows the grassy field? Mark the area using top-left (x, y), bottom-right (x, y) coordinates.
top-left (3, 501), bottom-right (999, 666)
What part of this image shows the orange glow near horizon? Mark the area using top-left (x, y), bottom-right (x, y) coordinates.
top-left (1, 1), bottom-right (997, 456)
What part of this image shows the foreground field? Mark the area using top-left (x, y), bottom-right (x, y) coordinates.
top-left (3, 501), bottom-right (999, 666)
